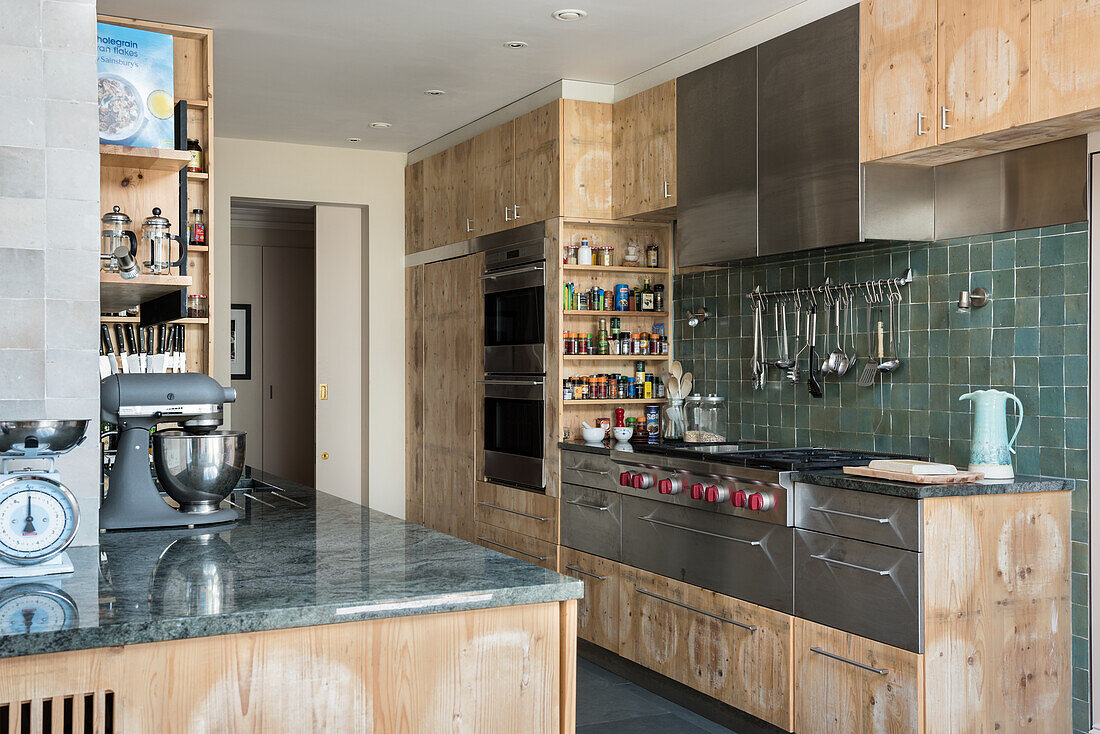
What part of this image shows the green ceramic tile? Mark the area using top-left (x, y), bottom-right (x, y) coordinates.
top-left (1039, 326), bottom-right (1065, 357)
top-left (948, 244), bottom-right (970, 273)
top-left (1039, 386), bottom-right (1065, 417)
top-left (1014, 297), bottom-right (1039, 327)
top-left (1064, 263), bottom-right (1088, 295)
top-left (1040, 265), bottom-right (1065, 297)
top-left (949, 329), bottom-right (970, 354)
top-left (1014, 327), bottom-right (1039, 356)
top-left (1065, 221), bottom-right (1088, 233)
top-left (1065, 355), bottom-right (1088, 386)
top-left (1038, 356), bottom-right (1064, 386)
top-left (1065, 324), bottom-right (1088, 355)
top-left (1015, 237), bottom-right (1040, 267)
top-left (1040, 224), bottom-right (1066, 236)
top-left (1014, 357), bottom-right (1039, 386)
top-left (970, 358), bottom-right (991, 386)
top-left (1040, 235), bottom-right (1065, 266)
top-left (970, 241), bottom-right (992, 271)
top-left (991, 240), bottom-right (1015, 270)
top-left (1064, 232), bottom-right (1088, 264)
top-left (1015, 266), bottom-right (1041, 296)
top-left (1066, 294), bottom-right (1088, 325)
top-left (928, 301), bottom-right (949, 329)
top-left (990, 356), bottom-right (1013, 385)
top-left (1039, 295), bottom-right (1066, 326)
top-left (1066, 387), bottom-right (1088, 418)
top-left (1067, 451), bottom-right (1089, 481)
top-left (991, 328), bottom-right (1015, 357)
top-left (968, 328), bottom-right (991, 356)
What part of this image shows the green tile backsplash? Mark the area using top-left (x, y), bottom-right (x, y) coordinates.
top-left (673, 222), bottom-right (1090, 729)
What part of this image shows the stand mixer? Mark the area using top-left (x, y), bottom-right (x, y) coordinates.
top-left (100, 374), bottom-right (243, 530)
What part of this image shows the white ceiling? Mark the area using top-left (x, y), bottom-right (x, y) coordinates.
top-left (97, 0), bottom-right (806, 153)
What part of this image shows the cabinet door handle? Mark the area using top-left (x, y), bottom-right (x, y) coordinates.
top-left (504, 206), bottom-right (512, 221)
top-left (568, 467), bottom-right (610, 476)
top-left (476, 501), bottom-right (549, 522)
top-left (565, 564), bottom-right (607, 581)
top-left (639, 515), bottom-right (762, 547)
top-left (809, 505), bottom-right (891, 524)
top-left (466, 218), bottom-right (473, 232)
top-left (662, 181), bottom-right (671, 198)
top-left (916, 112), bottom-right (928, 136)
top-left (635, 587), bottom-right (757, 632)
top-left (810, 646), bottom-right (888, 675)
top-left (477, 537), bottom-right (549, 561)
top-left (810, 553), bottom-right (892, 576)
top-left (940, 106), bottom-right (951, 130)
top-left (512, 204), bottom-right (521, 220)
top-left (566, 499), bottom-right (611, 512)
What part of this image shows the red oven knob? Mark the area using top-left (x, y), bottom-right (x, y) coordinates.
top-left (632, 473), bottom-right (654, 490)
top-left (748, 492), bottom-right (775, 512)
top-left (619, 472), bottom-right (633, 487)
top-left (658, 478), bottom-right (683, 495)
top-left (705, 486), bottom-right (730, 503)
top-left (690, 483), bottom-right (705, 500)
top-left (732, 490), bottom-right (747, 508)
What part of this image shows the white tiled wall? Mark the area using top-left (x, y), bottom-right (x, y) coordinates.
top-left (0, 0), bottom-right (100, 544)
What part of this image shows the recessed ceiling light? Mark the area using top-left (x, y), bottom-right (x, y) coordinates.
top-left (552, 9), bottom-right (588, 21)
top-left (503, 40), bottom-right (529, 48)
top-left (345, 137), bottom-right (361, 143)
top-left (369, 122), bottom-right (392, 128)
top-left (424, 89), bottom-right (446, 96)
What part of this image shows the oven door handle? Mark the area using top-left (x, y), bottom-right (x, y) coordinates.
top-left (810, 553), bottom-right (892, 576)
top-left (638, 515), bottom-right (762, 547)
top-left (479, 265), bottom-right (544, 280)
top-left (477, 379), bottom-right (545, 385)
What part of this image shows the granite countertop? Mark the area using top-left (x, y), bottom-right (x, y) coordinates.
top-left (0, 470), bottom-right (582, 660)
top-left (794, 470), bottom-right (1073, 499)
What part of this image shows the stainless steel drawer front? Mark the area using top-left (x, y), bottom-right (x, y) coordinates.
top-left (795, 529), bottom-right (922, 652)
top-left (795, 482), bottom-right (922, 551)
top-left (561, 483), bottom-right (622, 561)
top-left (561, 450), bottom-right (617, 491)
top-left (622, 495), bottom-right (794, 613)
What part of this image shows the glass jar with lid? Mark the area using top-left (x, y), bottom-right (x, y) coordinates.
top-left (685, 394), bottom-right (726, 443)
top-left (187, 294), bottom-right (208, 318)
top-left (101, 206), bottom-right (138, 273)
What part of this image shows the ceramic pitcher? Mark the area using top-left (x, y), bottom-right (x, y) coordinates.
top-left (959, 389), bottom-right (1024, 479)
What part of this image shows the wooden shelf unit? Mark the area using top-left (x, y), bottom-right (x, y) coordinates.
top-left (98, 15), bottom-right (214, 376)
top-left (552, 218), bottom-right (674, 441)
top-left (100, 274), bottom-right (192, 312)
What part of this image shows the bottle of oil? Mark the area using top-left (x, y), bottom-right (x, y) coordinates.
top-left (641, 277), bottom-right (655, 312)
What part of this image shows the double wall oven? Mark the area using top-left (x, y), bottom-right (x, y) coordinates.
top-left (479, 223), bottom-right (549, 492)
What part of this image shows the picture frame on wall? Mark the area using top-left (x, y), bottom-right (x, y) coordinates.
top-left (230, 303), bottom-right (252, 380)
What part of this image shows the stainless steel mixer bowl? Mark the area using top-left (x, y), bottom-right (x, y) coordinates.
top-left (0, 420), bottom-right (89, 454)
top-left (152, 431), bottom-right (246, 513)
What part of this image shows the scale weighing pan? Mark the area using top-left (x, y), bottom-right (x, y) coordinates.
top-left (0, 420), bottom-right (89, 456)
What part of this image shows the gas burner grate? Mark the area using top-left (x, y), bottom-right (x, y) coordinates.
top-left (726, 447), bottom-right (919, 472)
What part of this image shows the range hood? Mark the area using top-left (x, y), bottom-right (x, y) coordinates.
top-left (676, 6), bottom-right (1088, 267)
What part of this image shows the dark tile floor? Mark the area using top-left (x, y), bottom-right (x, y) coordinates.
top-left (576, 656), bottom-right (736, 733)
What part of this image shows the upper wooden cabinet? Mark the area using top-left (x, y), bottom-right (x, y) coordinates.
top-left (613, 80), bottom-right (677, 219)
top-left (513, 102), bottom-right (562, 225)
top-left (404, 159), bottom-right (425, 254)
top-left (472, 121), bottom-right (515, 238)
top-left (862, 0), bottom-right (1100, 163)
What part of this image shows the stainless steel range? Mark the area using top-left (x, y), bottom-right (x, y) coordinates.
top-left (562, 445), bottom-right (914, 619)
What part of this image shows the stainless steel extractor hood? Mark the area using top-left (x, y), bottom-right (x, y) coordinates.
top-left (676, 6), bottom-right (1088, 267)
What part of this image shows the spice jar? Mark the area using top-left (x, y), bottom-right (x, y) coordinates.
top-left (187, 139), bottom-right (204, 173)
top-left (188, 209), bottom-right (205, 246)
top-left (565, 245), bottom-right (579, 265)
top-left (646, 241), bottom-right (660, 268)
top-left (596, 246), bottom-right (613, 267)
top-left (187, 294), bottom-right (208, 318)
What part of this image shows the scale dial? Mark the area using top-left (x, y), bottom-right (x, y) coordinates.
top-left (0, 475), bottom-right (79, 564)
top-left (0, 584), bottom-right (78, 634)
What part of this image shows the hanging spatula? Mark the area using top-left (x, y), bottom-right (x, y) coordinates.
top-left (860, 320), bottom-right (884, 387)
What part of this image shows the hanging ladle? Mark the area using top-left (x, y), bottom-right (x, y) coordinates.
top-left (878, 283), bottom-right (903, 373)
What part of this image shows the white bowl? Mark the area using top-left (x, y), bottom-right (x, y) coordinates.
top-left (581, 426), bottom-right (606, 443)
top-left (612, 426), bottom-right (634, 442)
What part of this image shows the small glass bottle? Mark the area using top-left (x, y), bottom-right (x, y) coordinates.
top-left (187, 139), bottom-right (204, 173)
top-left (577, 238), bottom-right (593, 265)
top-left (189, 208), bottom-right (205, 246)
top-left (646, 241), bottom-right (659, 268)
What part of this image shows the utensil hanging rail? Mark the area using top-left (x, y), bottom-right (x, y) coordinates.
top-left (744, 268), bottom-right (914, 305)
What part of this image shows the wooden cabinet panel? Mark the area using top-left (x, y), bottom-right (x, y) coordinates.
top-left (859, 0), bottom-right (938, 160)
top-left (561, 100), bottom-right (613, 219)
top-left (424, 149), bottom-right (453, 249)
top-left (793, 618), bottom-right (922, 734)
top-left (513, 101), bottom-right (561, 225)
top-left (420, 255), bottom-right (479, 541)
top-left (1031, 0), bottom-right (1100, 120)
top-left (613, 80), bottom-right (677, 219)
top-left (937, 0), bottom-right (1030, 142)
top-left (560, 547), bottom-right (619, 651)
top-left (405, 265), bottom-right (424, 524)
top-left (475, 522), bottom-right (558, 571)
top-left (404, 159), bottom-right (425, 254)
top-left (450, 138), bottom-right (475, 241)
top-left (472, 121), bottom-right (515, 236)
top-left (475, 480), bottom-right (558, 543)
top-left (619, 566), bottom-right (793, 730)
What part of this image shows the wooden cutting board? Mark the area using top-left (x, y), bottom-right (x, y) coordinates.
top-left (842, 466), bottom-right (986, 484)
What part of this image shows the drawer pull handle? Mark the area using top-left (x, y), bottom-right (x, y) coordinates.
top-left (811, 553), bottom-right (891, 576)
top-left (476, 501), bottom-right (549, 522)
top-left (477, 537), bottom-right (550, 561)
top-left (565, 564), bottom-right (607, 581)
top-left (639, 515), bottom-right (762, 547)
top-left (570, 467), bottom-right (611, 476)
top-left (635, 587), bottom-right (757, 632)
top-left (809, 506), bottom-right (891, 524)
top-left (810, 646), bottom-right (888, 675)
top-left (567, 499), bottom-right (611, 512)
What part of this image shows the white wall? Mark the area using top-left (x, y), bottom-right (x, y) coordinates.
top-left (211, 138), bottom-right (406, 517)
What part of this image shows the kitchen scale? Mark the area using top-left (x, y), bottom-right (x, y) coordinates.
top-left (0, 421), bottom-right (86, 578)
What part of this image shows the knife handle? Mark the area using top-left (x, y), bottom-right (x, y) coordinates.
top-left (101, 324), bottom-right (115, 355)
top-left (114, 324), bottom-right (128, 354)
top-left (157, 324), bottom-right (166, 354)
top-left (177, 324), bottom-right (186, 350)
top-left (125, 324), bottom-right (138, 354)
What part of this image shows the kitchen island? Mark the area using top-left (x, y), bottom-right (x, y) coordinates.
top-left (0, 471), bottom-right (583, 732)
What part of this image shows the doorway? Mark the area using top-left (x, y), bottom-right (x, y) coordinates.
top-left (230, 200), bottom-right (317, 486)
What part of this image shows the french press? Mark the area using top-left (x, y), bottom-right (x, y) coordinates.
top-left (101, 206), bottom-right (138, 274)
top-left (142, 208), bottom-right (186, 275)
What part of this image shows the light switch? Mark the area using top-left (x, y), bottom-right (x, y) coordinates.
top-left (319, 383), bottom-right (328, 400)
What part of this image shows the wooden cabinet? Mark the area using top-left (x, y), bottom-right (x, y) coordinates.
top-left (613, 80), bottom-right (677, 219)
top-left (619, 566), bottom-right (793, 730)
top-left (405, 159), bottom-right (425, 254)
top-left (859, 0), bottom-right (938, 159)
top-left (423, 141), bottom-right (474, 250)
top-left (513, 102), bottom-right (562, 225)
top-left (1031, 0), bottom-right (1100, 120)
top-left (793, 618), bottom-right (923, 734)
top-left (407, 254), bottom-right (480, 540)
top-left (559, 548), bottom-right (619, 652)
top-left (937, 0), bottom-right (1030, 143)
top-left (472, 121), bottom-right (515, 237)
top-left (475, 480), bottom-right (558, 543)
top-left (475, 522), bottom-right (558, 571)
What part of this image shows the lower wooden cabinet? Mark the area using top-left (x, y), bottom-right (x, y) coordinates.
top-left (619, 565), bottom-right (793, 731)
top-left (559, 547), bottom-right (620, 651)
top-left (475, 480), bottom-right (559, 544)
top-left (475, 522), bottom-right (558, 571)
top-left (793, 618), bottom-right (922, 734)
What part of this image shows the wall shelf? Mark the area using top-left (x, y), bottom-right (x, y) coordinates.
top-left (564, 355), bottom-right (667, 362)
top-left (100, 315), bottom-right (208, 324)
top-left (100, 144), bottom-right (191, 171)
top-left (563, 264), bottom-right (668, 275)
top-left (100, 273), bottom-right (192, 312)
top-left (562, 310), bottom-right (668, 317)
top-left (188, 172), bottom-right (209, 180)
top-left (564, 399), bottom-right (661, 406)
